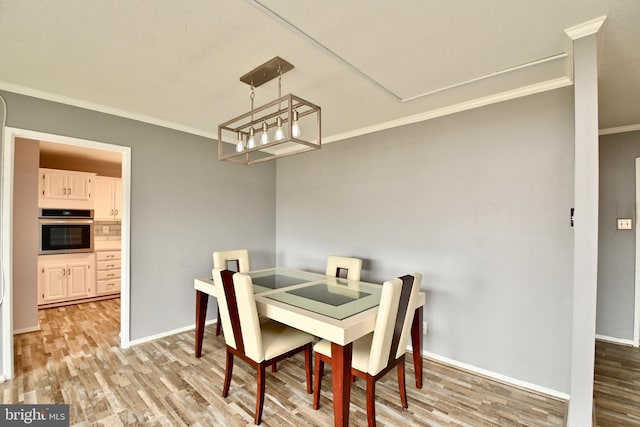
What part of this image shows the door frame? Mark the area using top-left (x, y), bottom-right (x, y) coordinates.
top-left (635, 157), bottom-right (640, 346)
top-left (1, 126), bottom-right (131, 380)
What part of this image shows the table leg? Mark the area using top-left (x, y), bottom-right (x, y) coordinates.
top-left (195, 290), bottom-right (209, 358)
top-left (330, 341), bottom-right (353, 427)
top-left (411, 307), bottom-right (423, 388)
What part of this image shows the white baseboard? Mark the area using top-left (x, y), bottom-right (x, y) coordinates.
top-left (411, 347), bottom-right (570, 401)
top-left (595, 334), bottom-right (638, 347)
top-left (13, 325), bottom-right (40, 335)
top-left (128, 318), bottom-right (218, 347)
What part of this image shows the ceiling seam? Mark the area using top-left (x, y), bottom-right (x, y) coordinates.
top-left (401, 53), bottom-right (569, 102)
top-left (245, 0), bottom-right (403, 101)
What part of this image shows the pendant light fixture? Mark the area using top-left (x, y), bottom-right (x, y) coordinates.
top-left (218, 57), bottom-right (321, 165)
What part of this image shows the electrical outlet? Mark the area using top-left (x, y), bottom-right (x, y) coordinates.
top-left (102, 225), bottom-right (110, 233)
top-left (423, 321), bottom-right (428, 335)
top-left (617, 218), bottom-right (633, 230)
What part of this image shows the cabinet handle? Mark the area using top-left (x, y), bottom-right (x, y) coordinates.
top-left (67, 187), bottom-right (71, 195)
top-left (114, 209), bottom-right (118, 216)
top-left (106, 255), bottom-right (114, 259)
top-left (63, 188), bottom-right (67, 195)
top-left (107, 264), bottom-right (115, 268)
top-left (107, 273), bottom-right (115, 277)
top-left (67, 268), bottom-right (71, 275)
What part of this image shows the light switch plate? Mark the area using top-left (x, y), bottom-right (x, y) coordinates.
top-left (102, 225), bottom-right (110, 233)
top-left (617, 218), bottom-right (633, 230)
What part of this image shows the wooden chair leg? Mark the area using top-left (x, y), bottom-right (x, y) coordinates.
top-left (366, 376), bottom-right (376, 427)
top-left (398, 360), bottom-right (408, 409)
top-left (304, 344), bottom-right (313, 394)
top-left (255, 364), bottom-right (267, 425)
top-left (272, 363), bottom-right (277, 372)
top-left (313, 355), bottom-right (324, 410)
top-left (215, 302), bottom-right (222, 336)
top-left (222, 350), bottom-right (233, 398)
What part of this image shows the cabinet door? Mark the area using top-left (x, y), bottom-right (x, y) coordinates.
top-left (41, 171), bottom-right (68, 200)
top-left (94, 177), bottom-right (115, 219)
top-left (113, 178), bottom-right (122, 219)
top-left (41, 263), bottom-right (67, 303)
top-left (67, 262), bottom-right (92, 298)
top-left (67, 173), bottom-right (92, 201)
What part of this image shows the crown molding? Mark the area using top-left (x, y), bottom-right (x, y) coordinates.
top-left (322, 77), bottom-right (573, 144)
top-left (564, 16), bottom-right (607, 40)
top-left (0, 82), bottom-right (216, 139)
top-left (599, 124), bottom-right (640, 136)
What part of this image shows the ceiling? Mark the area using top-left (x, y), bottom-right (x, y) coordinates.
top-left (1, 0), bottom-right (639, 146)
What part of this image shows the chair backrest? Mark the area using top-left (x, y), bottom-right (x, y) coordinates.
top-left (212, 269), bottom-right (265, 362)
top-left (232, 272), bottom-right (265, 362)
top-left (325, 255), bottom-right (362, 281)
top-left (395, 273), bottom-right (422, 359)
top-left (212, 268), bottom-right (240, 350)
top-left (367, 274), bottom-right (414, 376)
top-left (213, 249), bottom-right (251, 273)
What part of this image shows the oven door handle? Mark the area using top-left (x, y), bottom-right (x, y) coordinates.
top-left (39, 219), bottom-right (94, 225)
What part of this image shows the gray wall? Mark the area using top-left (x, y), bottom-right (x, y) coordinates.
top-left (12, 138), bottom-right (39, 332)
top-left (276, 88), bottom-right (575, 393)
top-left (598, 130), bottom-right (640, 340)
top-left (0, 90), bottom-right (277, 342)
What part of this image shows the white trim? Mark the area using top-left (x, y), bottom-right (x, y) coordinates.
top-left (635, 157), bottom-right (640, 348)
top-left (0, 127), bottom-right (132, 379)
top-left (1, 127), bottom-right (15, 381)
top-left (415, 348), bottom-right (569, 400)
top-left (0, 82), bottom-right (215, 140)
top-left (128, 319), bottom-right (218, 347)
top-left (564, 16), bottom-right (607, 40)
top-left (323, 77), bottom-right (573, 144)
top-left (595, 334), bottom-right (637, 347)
top-left (13, 325), bottom-right (40, 335)
top-left (599, 124), bottom-right (640, 135)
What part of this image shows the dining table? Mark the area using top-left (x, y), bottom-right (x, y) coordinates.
top-left (194, 268), bottom-right (426, 427)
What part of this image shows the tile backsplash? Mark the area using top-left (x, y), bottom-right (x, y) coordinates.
top-left (95, 220), bottom-right (121, 242)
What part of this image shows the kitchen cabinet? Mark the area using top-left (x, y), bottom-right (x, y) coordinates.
top-left (38, 253), bottom-right (96, 306)
top-left (39, 168), bottom-right (95, 209)
top-left (94, 177), bottom-right (122, 220)
top-left (95, 250), bottom-right (121, 296)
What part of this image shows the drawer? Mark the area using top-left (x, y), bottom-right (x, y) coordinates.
top-left (96, 251), bottom-right (121, 262)
top-left (97, 260), bottom-right (121, 270)
top-left (96, 279), bottom-right (121, 295)
top-left (97, 269), bottom-right (121, 280)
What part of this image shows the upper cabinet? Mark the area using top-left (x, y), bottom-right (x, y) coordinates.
top-left (94, 176), bottom-right (122, 220)
top-left (38, 168), bottom-right (95, 209)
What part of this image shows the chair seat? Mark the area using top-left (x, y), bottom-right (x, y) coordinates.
top-left (314, 333), bottom-right (404, 375)
top-left (262, 320), bottom-right (315, 361)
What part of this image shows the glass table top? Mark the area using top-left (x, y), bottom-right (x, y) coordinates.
top-left (249, 269), bottom-right (383, 320)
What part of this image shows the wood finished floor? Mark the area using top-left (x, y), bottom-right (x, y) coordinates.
top-left (594, 340), bottom-right (640, 426)
top-left (2, 299), bottom-right (570, 426)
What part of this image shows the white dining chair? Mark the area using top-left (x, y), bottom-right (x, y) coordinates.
top-left (312, 273), bottom-right (422, 427)
top-left (214, 269), bottom-right (314, 425)
top-left (325, 255), bottom-right (363, 281)
top-left (213, 249), bottom-right (251, 336)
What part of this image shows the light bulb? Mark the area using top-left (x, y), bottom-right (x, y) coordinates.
top-left (291, 110), bottom-right (301, 138)
top-left (274, 116), bottom-right (284, 141)
top-left (247, 128), bottom-right (256, 149)
top-left (261, 122), bottom-right (269, 145)
top-left (235, 131), bottom-right (244, 152)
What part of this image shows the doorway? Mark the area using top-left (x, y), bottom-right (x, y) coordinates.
top-left (1, 126), bottom-right (131, 380)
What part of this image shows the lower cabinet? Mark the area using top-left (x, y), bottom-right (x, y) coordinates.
top-left (95, 250), bottom-right (121, 296)
top-left (38, 253), bottom-right (96, 306)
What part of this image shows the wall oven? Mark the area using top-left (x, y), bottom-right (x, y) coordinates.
top-left (39, 209), bottom-right (94, 254)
